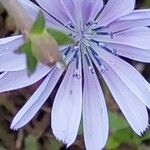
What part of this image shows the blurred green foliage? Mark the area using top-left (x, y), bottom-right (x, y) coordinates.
top-left (145, 0), bottom-right (150, 7)
top-left (25, 135), bottom-right (37, 150)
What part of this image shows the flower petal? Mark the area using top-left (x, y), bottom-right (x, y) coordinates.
top-left (83, 57), bottom-right (109, 150)
top-left (0, 35), bottom-right (23, 55)
top-left (34, 0), bottom-right (85, 31)
top-left (0, 36), bottom-right (26, 71)
top-left (81, 0), bottom-right (103, 23)
top-left (93, 27), bottom-right (150, 49)
top-left (97, 0), bottom-right (135, 26)
top-left (11, 68), bottom-right (63, 130)
top-left (90, 49), bottom-right (149, 135)
top-left (19, 0), bottom-right (60, 28)
top-left (0, 64), bottom-right (50, 93)
top-left (104, 43), bottom-right (150, 63)
top-left (0, 53), bottom-right (26, 71)
top-left (52, 56), bottom-right (82, 147)
top-left (35, 0), bottom-right (71, 25)
top-left (35, 0), bottom-right (103, 30)
top-left (109, 9), bottom-right (150, 32)
top-left (92, 45), bottom-right (150, 108)
top-left (19, 0), bottom-right (40, 20)
top-left (102, 64), bottom-right (148, 135)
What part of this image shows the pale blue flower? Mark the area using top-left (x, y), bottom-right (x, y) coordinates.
top-left (1, 0), bottom-right (150, 149)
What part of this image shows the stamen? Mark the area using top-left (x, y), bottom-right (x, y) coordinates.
top-left (89, 46), bottom-right (102, 66)
top-left (95, 57), bottom-right (108, 74)
top-left (65, 21), bottom-right (76, 29)
top-left (63, 46), bottom-right (72, 58)
top-left (84, 53), bottom-right (94, 74)
top-left (86, 21), bottom-right (93, 27)
top-left (92, 26), bottom-right (105, 31)
top-left (73, 53), bottom-right (81, 79)
top-left (63, 21), bottom-right (77, 33)
top-left (84, 21), bottom-right (98, 32)
top-left (84, 53), bottom-right (90, 67)
top-left (90, 39), bottom-right (100, 45)
top-left (73, 51), bottom-right (79, 69)
top-left (94, 6), bottom-right (105, 21)
top-left (96, 31), bottom-right (113, 38)
top-left (110, 32), bottom-right (114, 39)
top-left (74, 51), bottom-right (78, 59)
top-left (64, 46), bottom-right (78, 63)
top-left (95, 31), bottom-right (114, 39)
top-left (100, 45), bottom-right (117, 55)
top-left (96, 32), bottom-right (110, 35)
top-left (100, 64), bottom-right (108, 74)
top-left (89, 46), bottom-right (98, 56)
top-left (69, 46), bottom-right (79, 63)
top-left (89, 46), bottom-right (108, 74)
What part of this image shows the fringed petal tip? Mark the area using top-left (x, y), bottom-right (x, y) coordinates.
top-left (51, 57), bottom-right (82, 149)
top-left (10, 114), bottom-right (27, 131)
top-left (52, 117), bottom-right (79, 147)
top-left (138, 124), bottom-right (150, 136)
top-left (10, 122), bottom-right (20, 131)
top-left (52, 134), bottom-right (73, 148)
top-left (10, 69), bottom-right (63, 133)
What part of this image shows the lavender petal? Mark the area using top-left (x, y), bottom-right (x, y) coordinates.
top-left (11, 68), bottom-right (63, 130)
top-left (109, 9), bottom-right (150, 32)
top-left (82, 55), bottom-right (108, 150)
top-left (105, 43), bottom-right (150, 63)
top-left (92, 45), bottom-right (150, 108)
top-left (96, 0), bottom-right (135, 26)
top-left (52, 57), bottom-right (82, 147)
top-left (0, 35), bottom-right (23, 55)
top-left (102, 63), bottom-right (149, 135)
top-left (0, 53), bottom-right (26, 71)
top-left (95, 27), bottom-right (150, 49)
top-left (0, 64), bottom-right (50, 93)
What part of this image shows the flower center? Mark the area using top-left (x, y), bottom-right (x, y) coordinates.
top-left (38, 6), bottom-right (117, 74)
top-left (76, 30), bottom-right (85, 41)
top-left (64, 21), bottom-right (87, 43)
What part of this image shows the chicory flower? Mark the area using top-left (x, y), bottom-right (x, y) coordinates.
top-left (1, 0), bottom-right (150, 149)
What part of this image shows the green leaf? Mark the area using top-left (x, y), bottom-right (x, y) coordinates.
top-left (31, 11), bottom-right (45, 34)
top-left (26, 51), bottom-right (37, 75)
top-left (17, 40), bottom-right (37, 75)
top-left (141, 131), bottom-right (150, 141)
top-left (47, 28), bottom-right (73, 45)
top-left (16, 40), bottom-right (31, 53)
top-left (145, 0), bottom-right (150, 7)
top-left (109, 112), bottom-right (129, 132)
top-left (113, 128), bottom-right (134, 143)
top-left (106, 136), bottom-right (120, 149)
top-left (50, 139), bottom-right (62, 150)
top-left (25, 135), bottom-right (37, 150)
